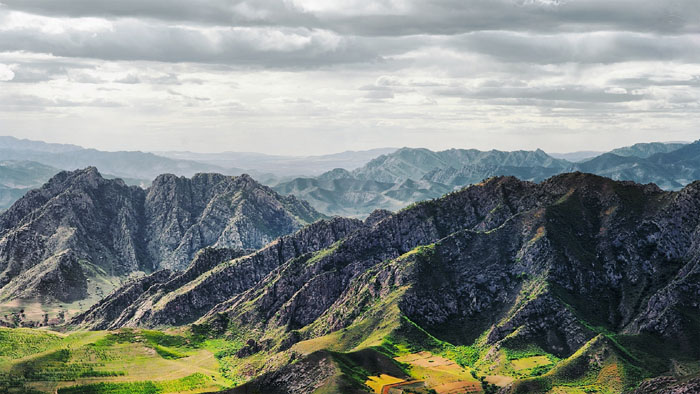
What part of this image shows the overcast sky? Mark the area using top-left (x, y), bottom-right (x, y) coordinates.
top-left (0, 0), bottom-right (698, 154)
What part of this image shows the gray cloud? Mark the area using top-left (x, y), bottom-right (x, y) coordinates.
top-left (611, 76), bottom-right (700, 87)
top-left (0, 17), bottom-right (379, 68)
top-left (448, 31), bottom-right (700, 64)
top-left (0, 0), bottom-right (319, 28)
top-left (3, 0), bottom-right (699, 35)
top-left (435, 85), bottom-right (647, 103)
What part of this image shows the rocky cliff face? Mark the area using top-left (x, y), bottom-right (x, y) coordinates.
top-left (0, 168), bottom-right (323, 306)
top-left (145, 172), bottom-right (321, 270)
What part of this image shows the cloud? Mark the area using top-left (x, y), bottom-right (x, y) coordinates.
top-left (448, 31), bottom-right (700, 64)
top-left (0, 11), bottom-right (379, 68)
top-left (0, 93), bottom-right (123, 109)
top-left (0, 1), bottom-right (698, 154)
top-left (0, 63), bottom-right (14, 81)
top-left (0, 0), bottom-right (319, 27)
top-left (611, 75), bottom-right (700, 87)
top-left (3, 0), bottom-right (699, 35)
top-left (435, 85), bottom-right (647, 104)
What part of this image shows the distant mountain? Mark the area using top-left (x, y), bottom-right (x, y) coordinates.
top-left (274, 171), bottom-right (451, 218)
top-left (2, 138), bottom-right (698, 220)
top-left (576, 153), bottom-right (682, 189)
top-left (0, 161), bottom-right (60, 189)
top-left (276, 148), bottom-right (570, 217)
top-left (0, 136), bottom-right (82, 153)
top-left (0, 187), bottom-right (27, 213)
top-left (576, 140), bottom-right (699, 189)
top-left (75, 173), bottom-right (700, 393)
top-left (353, 147), bottom-right (568, 183)
top-left (549, 142), bottom-right (686, 162)
top-left (0, 161), bottom-right (62, 210)
top-left (276, 142), bottom-right (699, 217)
top-left (610, 141), bottom-right (686, 158)
top-left (155, 148), bottom-right (398, 177)
top-left (0, 136), bottom-right (233, 181)
top-left (0, 168), bottom-right (323, 312)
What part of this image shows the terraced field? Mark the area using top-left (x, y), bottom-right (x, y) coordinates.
top-left (395, 352), bottom-right (482, 394)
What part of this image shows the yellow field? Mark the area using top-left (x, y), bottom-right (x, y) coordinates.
top-left (510, 356), bottom-right (552, 371)
top-left (484, 375), bottom-right (514, 387)
top-left (365, 374), bottom-right (405, 393)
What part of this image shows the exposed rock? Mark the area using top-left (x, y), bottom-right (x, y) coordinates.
top-left (0, 168), bottom-right (324, 307)
top-left (73, 217), bottom-right (363, 328)
top-left (632, 377), bottom-right (700, 394)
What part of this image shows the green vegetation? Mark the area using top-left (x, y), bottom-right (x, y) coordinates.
top-left (0, 328), bottom-right (62, 360)
top-left (443, 345), bottom-right (479, 368)
top-left (0, 327), bottom-right (234, 393)
top-left (57, 373), bottom-right (210, 394)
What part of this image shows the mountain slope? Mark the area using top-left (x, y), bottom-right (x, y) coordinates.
top-left (73, 217), bottom-right (363, 329)
top-left (0, 168), bottom-right (323, 316)
top-left (577, 140), bottom-right (700, 189)
top-left (74, 173), bottom-right (700, 393)
top-left (352, 147), bottom-right (568, 183)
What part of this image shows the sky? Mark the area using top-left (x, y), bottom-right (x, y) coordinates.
top-left (0, 0), bottom-right (698, 155)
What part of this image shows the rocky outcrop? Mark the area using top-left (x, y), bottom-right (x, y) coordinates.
top-left (632, 377), bottom-right (700, 394)
top-left (145, 172), bottom-right (321, 270)
top-left (0, 168), bottom-right (324, 306)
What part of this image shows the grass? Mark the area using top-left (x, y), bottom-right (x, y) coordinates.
top-left (0, 327), bottom-right (234, 393)
top-left (511, 356), bottom-right (553, 372)
top-left (0, 328), bottom-right (63, 360)
top-left (56, 373), bottom-right (212, 394)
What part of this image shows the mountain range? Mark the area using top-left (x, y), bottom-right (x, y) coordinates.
top-left (0, 161), bottom-right (698, 392)
top-left (60, 172), bottom-right (700, 393)
top-left (0, 137), bottom-right (399, 210)
top-left (275, 141), bottom-right (697, 217)
top-left (0, 137), bottom-right (696, 217)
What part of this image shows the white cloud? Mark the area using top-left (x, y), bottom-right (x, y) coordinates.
top-left (0, 63), bottom-right (14, 81)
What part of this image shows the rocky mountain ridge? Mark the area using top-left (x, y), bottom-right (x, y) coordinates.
top-left (0, 168), bottom-right (323, 309)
